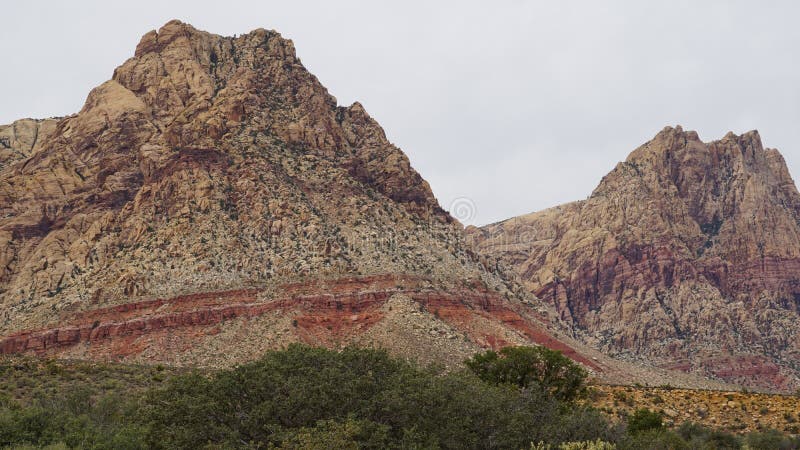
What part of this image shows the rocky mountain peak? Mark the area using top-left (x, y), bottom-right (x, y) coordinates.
top-left (472, 126), bottom-right (800, 391)
top-left (0, 22), bottom-right (602, 376)
top-left (0, 21), bottom-right (464, 332)
top-left (592, 128), bottom-right (800, 254)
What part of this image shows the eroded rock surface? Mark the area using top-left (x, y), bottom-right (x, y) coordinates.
top-left (470, 126), bottom-right (800, 391)
top-left (0, 275), bottom-right (593, 370)
top-left (0, 21), bottom-right (571, 372)
top-left (0, 119), bottom-right (58, 168)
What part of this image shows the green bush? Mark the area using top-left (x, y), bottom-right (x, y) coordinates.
top-left (531, 440), bottom-right (617, 450)
top-left (699, 431), bottom-right (744, 450)
top-left (548, 407), bottom-right (623, 444)
top-left (559, 441), bottom-right (617, 450)
top-left (677, 422), bottom-right (741, 449)
top-left (464, 346), bottom-right (588, 401)
top-left (618, 429), bottom-right (687, 450)
top-left (626, 409), bottom-right (663, 435)
top-left (275, 418), bottom-right (391, 449)
top-left (0, 396), bottom-right (146, 449)
top-left (746, 428), bottom-right (800, 449)
top-left (139, 344), bottom-right (610, 449)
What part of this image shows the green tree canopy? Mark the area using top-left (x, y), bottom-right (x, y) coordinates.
top-left (464, 346), bottom-right (588, 402)
top-left (626, 409), bottom-right (663, 435)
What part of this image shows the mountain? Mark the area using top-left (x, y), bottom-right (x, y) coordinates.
top-left (469, 126), bottom-right (800, 391)
top-left (0, 20), bottom-right (605, 371)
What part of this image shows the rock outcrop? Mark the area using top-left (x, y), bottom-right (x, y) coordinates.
top-left (469, 126), bottom-right (800, 391)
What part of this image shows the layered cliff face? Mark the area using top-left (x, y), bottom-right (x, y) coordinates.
top-left (0, 21), bottom-right (594, 370)
top-left (470, 126), bottom-right (800, 391)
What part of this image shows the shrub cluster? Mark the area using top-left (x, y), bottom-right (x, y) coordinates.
top-left (0, 345), bottom-right (798, 449)
top-left (140, 345), bottom-right (615, 449)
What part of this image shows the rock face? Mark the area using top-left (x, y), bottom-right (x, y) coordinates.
top-left (0, 21), bottom-right (461, 326)
top-left (0, 21), bottom-right (593, 370)
top-left (0, 119), bottom-right (58, 168)
top-left (469, 126), bottom-right (800, 391)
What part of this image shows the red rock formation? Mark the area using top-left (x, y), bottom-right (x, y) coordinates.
top-left (0, 274), bottom-right (599, 370)
top-left (0, 21), bottom-right (603, 375)
top-left (470, 126), bottom-right (800, 391)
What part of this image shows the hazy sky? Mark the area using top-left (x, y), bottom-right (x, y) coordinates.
top-left (3, 1), bottom-right (799, 225)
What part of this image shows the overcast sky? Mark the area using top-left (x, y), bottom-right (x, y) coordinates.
top-left (3, 1), bottom-right (799, 225)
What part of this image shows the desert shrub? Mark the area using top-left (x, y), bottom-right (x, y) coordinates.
top-left (558, 441), bottom-right (617, 450)
top-left (677, 422), bottom-right (742, 450)
top-left (677, 422), bottom-right (741, 449)
top-left (618, 429), bottom-right (688, 450)
top-left (5, 347), bottom-right (799, 449)
top-left (0, 395), bottom-right (146, 449)
top-left (676, 421), bottom-right (717, 441)
top-left (465, 346), bottom-right (588, 401)
top-left (690, 431), bottom-right (741, 449)
top-left (626, 409), bottom-right (663, 435)
top-left (612, 390), bottom-right (635, 407)
top-left (531, 440), bottom-right (617, 449)
top-left (745, 428), bottom-right (800, 449)
top-left (547, 407), bottom-right (623, 444)
top-left (274, 418), bottom-right (392, 449)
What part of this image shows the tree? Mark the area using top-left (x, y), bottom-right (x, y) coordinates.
top-left (139, 344), bottom-right (608, 449)
top-left (464, 346), bottom-right (588, 402)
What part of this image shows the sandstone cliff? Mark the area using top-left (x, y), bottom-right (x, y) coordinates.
top-left (470, 126), bottom-right (800, 391)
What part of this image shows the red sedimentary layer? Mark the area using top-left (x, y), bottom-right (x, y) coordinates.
top-left (67, 289), bottom-right (262, 325)
top-left (537, 246), bottom-right (800, 328)
top-left (414, 290), bottom-right (599, 369)
top-left (703, 356), bottom-right (791, 392)
top-left (662, 355), bottom-right (791, 391)
top-left (0, 275), bottom-right (600, 371)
